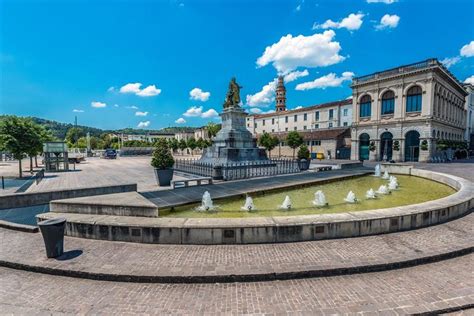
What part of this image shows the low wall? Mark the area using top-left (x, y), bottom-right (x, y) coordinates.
top-left (0, 184), bottom-right (137, 210)
top-left (37, 169), bottom-right (474, 245)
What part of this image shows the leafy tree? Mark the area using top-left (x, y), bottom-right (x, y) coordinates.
top-left (0, 116), bottom-right (39, 177)
top-left (196, 137), bottom-right (205, 150)
top-left (207, 122), bottom-right (221, 139)
top-left (286, 131), bottom-right (304, 158)
top-left (297, 144), bottom-right (310, 160)
top-left (151, 138), bottom-right (174, 169)
top-left (169, 138), bottom-right (179, 153)
top-left (187, 137), bottom-right (197, 155)
top-left (65, 127), bottom-right (85, 146)
top-left (178, 139), bottom-right (187, 154)
top-left (258, 132), bottom-right (279, 158)
top-left (76, 137), bottom-right (88, 149)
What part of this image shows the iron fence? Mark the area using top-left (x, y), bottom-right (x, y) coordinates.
top-left (174, 158), bottom-right (301, 181)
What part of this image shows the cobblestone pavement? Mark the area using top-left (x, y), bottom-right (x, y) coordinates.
top-left (1, 213), bottom-right (472, 281)
top-left (0, 254), bottom-right (472, 314)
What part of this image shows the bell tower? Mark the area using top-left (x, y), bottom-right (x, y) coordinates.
top-left (275, 76), bottom-right (286, 112)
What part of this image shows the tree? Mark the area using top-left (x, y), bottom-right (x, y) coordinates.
top-left (297, 144), bottom-right (310, 160)
top-left (24, 120), bottom-right (50, 172)
top-left (169, 138), bottom-right (179, 153)
top-left (0, 116), bottom-right (39, 177)
top-left (196, 137), bottom-right (205, 151)
top-left (286, 131), bottom-right (304, 158)
top-left (178, 139), bottom-right (187, 155)
top-left (65, 127), bottom-right (85, 146)
top-left (187, 137), bottom-right (197, 156)
top-left (258, 132), bottom-right (279, 158)
top-left (207, 122), bottom-right (221, 139)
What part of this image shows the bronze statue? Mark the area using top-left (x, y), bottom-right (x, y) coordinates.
top-left (223, 77), bottom-right (242, 109)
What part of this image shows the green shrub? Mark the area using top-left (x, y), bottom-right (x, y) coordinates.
top-left (369, 141), bottom-right (376, 152)
top-left (392, 140), bottom-right (400, 151)
top-left (297, 145), bottom-right (310, 160)
top-left (151, 138), bottom-right (174, 169)
top-left (420, 140), bottom-right (428, 151)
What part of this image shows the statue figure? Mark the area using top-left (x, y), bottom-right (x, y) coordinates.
top-left (223, 77), bottom-right (242, 109)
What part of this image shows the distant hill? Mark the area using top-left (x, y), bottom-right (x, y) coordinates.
top-left (0, 115), bottom-right (199, 140)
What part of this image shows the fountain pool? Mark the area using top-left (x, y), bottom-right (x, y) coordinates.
top-left (161, 175), bottom-right (455, 218)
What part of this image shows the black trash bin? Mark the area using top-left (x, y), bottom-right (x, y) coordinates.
top-left (38, 218), bottom-right (67, 258)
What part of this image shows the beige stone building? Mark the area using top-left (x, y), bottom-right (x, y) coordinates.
top-left (247, 76), bottom-right (353, 159)
top-left (350, 58), bottom-right (467, 162)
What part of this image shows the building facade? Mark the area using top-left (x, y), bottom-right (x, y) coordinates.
top-left (350, 58), bottom-right (467, 162)
top-left (464, 84), bottom-right (474, 149)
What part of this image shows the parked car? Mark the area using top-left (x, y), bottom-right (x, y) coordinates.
top-left (103, 149), bottom-right (117, 159)
top-left (68, 148), bottom-right (86, 163)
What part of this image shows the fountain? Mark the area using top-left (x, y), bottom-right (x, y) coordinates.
top-left (382, 170), bottom-right (390, 180)
top-left (376, 185), bottom-right (390, 195)
top-left (374, 164), bottom-right (381, 177)
top-left (366, 188), bottom-right (377, 199)
top-left (241, 195), bottom-right (256, 211)
top-left (312, 190), bottom-right (328, 207)
top-left (280, 195), bottom-right (292, 210)
top-left (344, 191), bottom-right (357, 203)
top-left (388, 179), bottom-right (398, 190)
top-left (196, 191), bottom-right (216, 212)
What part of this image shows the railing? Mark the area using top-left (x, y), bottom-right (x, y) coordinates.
top-left (174, 158), bottom-right (301, 181)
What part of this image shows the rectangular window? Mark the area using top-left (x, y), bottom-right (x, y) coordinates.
top-left (406, 95), bottom-right (422, 112)
top-left (272, 118), bottom-right (275, 125)
top-left (329, 122), bottom-right (333, 128)
top-left (311, 140), bottom-right (321, 146)
top-left (285, 127), bottom-right (288, 131)
top-left (329, 109), bottom-right (334, 119)
top-left (262, 130), bottom-right (265, 133)
top-left (343, 122), bottom-right (348, 126)
top-left (272, 129), bottom-right (274, 132)
top-left (303, 126), bottom-right (307, 130)
top-left (303, 113), bottom-right (307, 121)
top-left (343, 109), bottom-right (348, 116)
top-left (294, 115), bottom-right (297, 122)
top-left (306, 141), bottom-right (310, 146)
top-left (262, 119), bottom-right (265, 126)
top-left (285, 116), bottom-right (288, 123)
top-left (314, 124), bottom-right (319, 129)
top-left (360, 102), bottom-right (371, 118)
top-left (294, 127), bottom-right (297, 131)
top-left (381, 99), bottom-right (395, 115)
top-left (315, 111), bottom-right (320, 121)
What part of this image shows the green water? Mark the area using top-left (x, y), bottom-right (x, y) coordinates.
top-left (161, 175), bottom-right (456, 218)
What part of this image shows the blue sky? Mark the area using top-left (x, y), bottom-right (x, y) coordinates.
top-left (1, 0), bottom-right (473, 130)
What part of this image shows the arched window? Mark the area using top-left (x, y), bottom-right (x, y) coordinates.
top-left (381, 90), bottom-right (395, 115)
top-left (359, 95), bottom-right (371, 118)
top-left (406, 86), bottom-right (422, 112)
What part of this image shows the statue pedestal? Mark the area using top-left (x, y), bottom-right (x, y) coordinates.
top-left (198, 107), bottom-right (270, 165)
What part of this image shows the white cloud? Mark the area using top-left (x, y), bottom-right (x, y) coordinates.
top-left (201, 109), bottom-right (219, 118)
top-left (367, 0), bottom-right (397, 3)
top-left (464, 75), bottom-right (474, 85)
top-left (114, 104), bottom-right (119, 108)
top-left (107, 86), bottom-right (115, 92)
top-left (119, 83), bottom-right (161, 97)
top-left (184, 106), bottom-right (204, 117)
top-left (137, 121), bottom-right (150, 128)
top-left (246, 70), bottom-right (310, 107)
top-left (175, 117), bottom-right (186, 124)
top-left (294, 106), bottom-right (303, 110)
top-left (189, 88), bottom-right (211, 101)
top-left (295, 4), bottom-right (301, 11)
top-left (256, 30), bottom-right (345, 74)
top-left (460, 41), bottom-right (474, 57)
top-left (137, 85), bottom-right (161, 97)
top-left (72, 109), bottom-right (84, 113)
top-left (250, 108), bottom-right (262, 114)
top-left (91, 101), bottom-right (106, 108)
top-left (376, 14), bottom-right (400, 30)
top-left (284, 69), bottom-right (309, 82)
top-left (135, 111), bottom-right (148, 117)
top-left (126, 105), bottom-right (139, 110)
top-left (295, 71), bottom-right (354, 90)
top-left (441, 56), bottom-right (461, 68)
top-left (313, 13), bottom-right (365, 31)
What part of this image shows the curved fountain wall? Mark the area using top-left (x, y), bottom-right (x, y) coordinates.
top-left (37, 168), bottom-right (473, 245)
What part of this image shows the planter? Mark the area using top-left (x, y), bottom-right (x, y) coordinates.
top-left (154, 168), bottom-right (174, 186)
top-left (298, 159), bottom-right (311, 171)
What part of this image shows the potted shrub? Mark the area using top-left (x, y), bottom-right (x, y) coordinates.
top-left (392, 140), bottom-right (400, 151)
top-left (297, 144), bottom-right (311, 170)
top-left (369, 141), bottom-right (376, 152)
top-left (151, 138), bottom-right (175, 186)
top-left (420, 140), bottom-right (428, 151)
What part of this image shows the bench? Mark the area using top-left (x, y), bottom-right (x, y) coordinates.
top-left (316, 166), bottom-right (332, 172)
top-left (171, 177), bottom-right (213, 189)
